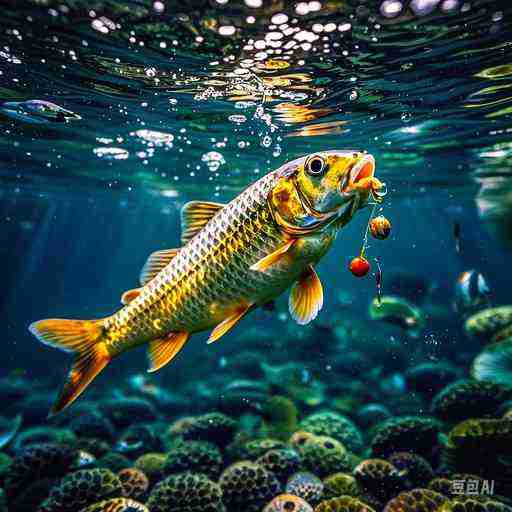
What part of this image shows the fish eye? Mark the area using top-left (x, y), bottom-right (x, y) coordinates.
top-left (306, 155), bottom-right (326, 176)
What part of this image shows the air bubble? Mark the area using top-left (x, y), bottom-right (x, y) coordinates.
top-left (202, 151), bottom-right (226, 172)
top-left (401, 112), bottom-right (412, 123)
top-left (260, 135), bottom-right (272, 148)
top-left (228, 115), bottom-right (247, 124)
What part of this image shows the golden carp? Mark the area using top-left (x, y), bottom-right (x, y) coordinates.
top-left (29, 151), bottom-right (384, 415)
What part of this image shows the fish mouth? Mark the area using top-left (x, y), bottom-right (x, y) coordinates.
top-left (349, 154), bottom-right (376, 187)
top-left (340, 154), bottom-right (386, 202)
top-left (338, 154), bottom-right (374, 196)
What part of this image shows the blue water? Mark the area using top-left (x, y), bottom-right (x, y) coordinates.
top-left (1, 1), bottom-right (512, 510)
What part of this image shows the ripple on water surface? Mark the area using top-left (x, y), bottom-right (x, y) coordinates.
top-left (0, 0), bottom-right (510, 203)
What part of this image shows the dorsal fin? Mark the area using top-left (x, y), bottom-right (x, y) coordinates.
top-left (140, 248), bottom-right (179, 286)
top-left (180, 201), bottom-right (225, 245)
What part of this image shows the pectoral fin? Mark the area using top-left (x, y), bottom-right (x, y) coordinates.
top-left (121, 288), bottom-right (142, 305)
top-left (140, 248), bottom-right (180, 286)
top-left (289, 265), bottom-right (324, 325)
top-left (147, 331), bottom-right (189, 373)
top-left (181, 201), bottom-right (225, 244)
top-left (207, 304), bottom-right (252, 344)
top-left (250, 239), bottom-right (296, 272)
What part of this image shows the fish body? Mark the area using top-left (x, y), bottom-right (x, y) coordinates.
top-left (30, 150), bottom-right (383, 415)
top-left (104, 171), bottom-right (333, 353)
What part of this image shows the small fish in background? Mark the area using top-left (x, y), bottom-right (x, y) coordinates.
top-left (454, 270), bottom-right (491, 314)
top-left (453, 220), bottom-right (462, 253)
top-left (1, 99), bottom-right (81, 124)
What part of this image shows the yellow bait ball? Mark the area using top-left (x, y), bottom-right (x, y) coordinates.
top-left (370, 216), bottom-right (391, 240)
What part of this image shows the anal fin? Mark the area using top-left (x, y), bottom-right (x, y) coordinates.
top-left (250, 239), bottom-right (296, 272)
top-left (207, 304), bottom-right (251, 344)
top-left (289, 265), bottom-right (324, 325)
top-left (147, 331), bottom-right (189, 373)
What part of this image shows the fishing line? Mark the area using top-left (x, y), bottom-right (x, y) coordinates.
top-left (360, 203), bottom-right (377, 258)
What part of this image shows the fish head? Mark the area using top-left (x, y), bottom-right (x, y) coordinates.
top-left (296, 151), bottom-right (380, 212)
top-left (271, 151), bottom-right (384, 233)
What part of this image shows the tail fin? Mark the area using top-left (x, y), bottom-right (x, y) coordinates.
top-left (29, 318), bottom-right (111, 416)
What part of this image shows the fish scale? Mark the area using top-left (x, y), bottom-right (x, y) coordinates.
top-left (103, 171), bottom-right (292, 353)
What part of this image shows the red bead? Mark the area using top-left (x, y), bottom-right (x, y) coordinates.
top-left (349, 256), bottom-right (370, 277)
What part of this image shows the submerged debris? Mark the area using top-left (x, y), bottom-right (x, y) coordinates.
top-left (369, 295), bottom-right (425, 336)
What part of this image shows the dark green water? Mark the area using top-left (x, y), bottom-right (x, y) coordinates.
top-left (1, 1), bottom-right (512, 511)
